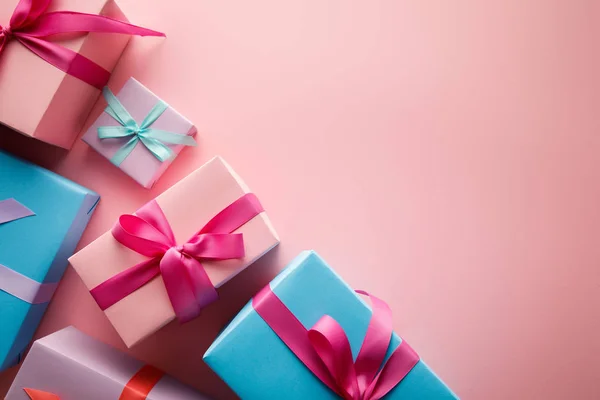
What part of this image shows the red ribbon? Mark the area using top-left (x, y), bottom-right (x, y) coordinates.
top-left (253, 287), bottom-right (420, 400)
top-left (90, 193), bottom-right (264, 323)
top-left (0, 0), bottom-right (165, 89)
top-left (24, 364), bottom-right (164, 400)
top-left (24, 389), bottom-right (59, 400)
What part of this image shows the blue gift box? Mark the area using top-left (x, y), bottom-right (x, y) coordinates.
top-left (0, 150), bottom-right (100, 371)
top-left (204, 251), bottom-right (458, 399)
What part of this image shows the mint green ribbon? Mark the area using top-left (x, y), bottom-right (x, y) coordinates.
top-left (98, 87), bottom-right (197, 166)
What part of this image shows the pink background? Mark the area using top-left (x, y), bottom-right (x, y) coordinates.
top-left (1, 0), bottom-right (599, 399)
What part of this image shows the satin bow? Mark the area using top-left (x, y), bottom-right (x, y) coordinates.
top-left (0, 198), bottom-right (34, 225)
top-left (90, 193), bottom-right (264, 322)
top-left (254, 288), bottom-right (420, 400)
top-left (98, 87), bottom-right (197, 166)
top-left (0, 0), bottom-right (164, 89)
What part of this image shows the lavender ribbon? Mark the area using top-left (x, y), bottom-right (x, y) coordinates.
top-left (0, 198), bottom-right (34, 225)
top-left (0, 199), bottom-right (56, 304)
top-left (0, 265), bottom-right (57, 304)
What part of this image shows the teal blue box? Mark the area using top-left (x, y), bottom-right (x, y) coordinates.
top-left (204, 251), bottom-right (458, 399)
top-left (0, 150), bottom-right (100, 371)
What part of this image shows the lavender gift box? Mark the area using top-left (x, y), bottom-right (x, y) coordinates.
top-left (82, 78), bottom-right (197, 188)
top-left (6, 327), bottom-right (211, 400)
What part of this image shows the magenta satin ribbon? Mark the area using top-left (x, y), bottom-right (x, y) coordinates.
top-left (90, 193), bottom-right (264, 322)
top-left (0, 198), bottom-right (34, 225)
top-left (0, 0), bottom-right (165, 90)
top-left (253, 287), bottom-right (420, 400)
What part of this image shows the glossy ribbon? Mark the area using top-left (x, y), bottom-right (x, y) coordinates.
top-left (253, 287), bottom-right (420, 400)
top-left (24, 364), bottom-right (164, 400)
top-left (90, 193), bottom-right (264, 322)
top-left (98, 87), bottom-right (197, 166)
top-left (0, 198), bottom-right (34, 225)
top-left (0, 0), bottom-right (165, 89)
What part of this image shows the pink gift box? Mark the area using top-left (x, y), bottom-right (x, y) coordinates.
top-left (6, 326), bottom-right (210, 399)
top-left (82, 77), bottom-right (197, 188)
top-left (0, 0), bottom-right (131, 149)
top-left (69, 157), bottom-right (280, 347)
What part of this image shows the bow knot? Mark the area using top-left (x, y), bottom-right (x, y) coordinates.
top-left (253, 288), bottom-right (420, 400)
top-left (1, 26), bottom-right (12, 39)
top-left (98, 87), bottom-right (197, 166)
top-left (90, 193), bottom-right (265, 323)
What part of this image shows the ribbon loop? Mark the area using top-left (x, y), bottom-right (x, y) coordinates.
top-left (308, 315), bottom-right (360, 399)
top-left (91, 193), bottom-right (264, 322)
top-left (253, 287), bottom-right (420, 400)
top-left (98, 87), bottom-right (197, 166)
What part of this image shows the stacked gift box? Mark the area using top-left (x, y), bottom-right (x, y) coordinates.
top-left (0, 0), bottom-right (458, 398)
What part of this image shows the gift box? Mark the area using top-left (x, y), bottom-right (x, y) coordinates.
top-left (6, 326), bottom-right (211, 399)
top-left (0, 0), bottom-right (164, 149)
top-left (0, 150), bottom-right (100, 372)
top-left (81, 78), bottom-right (197, 188)
top-left (70, 156), bottom-right (280, 347)
top-left (204, 251), bottom-right (459, 399)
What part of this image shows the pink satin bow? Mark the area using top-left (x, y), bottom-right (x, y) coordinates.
top-left (0, 0), bottom-right (165, 89)
top-left (90, 193), bottom-right (264, 322)
top-left (253, 287), bottom-right (420, 400)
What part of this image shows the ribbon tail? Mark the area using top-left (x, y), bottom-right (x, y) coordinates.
top-left (139, 136), bottom-right (174, 162)
top-left (144, 129), bottom-right (197, 146)
top-left (28, 11), bottom-right (165, 38)
top-left (23, 388), bottom-right (60, 400)
top-left (111, 136), bottom-right (140, 166)
top-left (16, 35), bottom-right (110, 89)
top-left (160, 249), bottom-right (217, 323)
top-left (353, 290), bottom-right (394, 391)
top-left (363, 340), bottom-right (420, 400)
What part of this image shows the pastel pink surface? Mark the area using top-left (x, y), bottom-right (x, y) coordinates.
top-left (1, 0), bottom-right (600, 399)
top-left (69, 157), bottom-right (279, 347)
top-left (0, 0), bottom-right (130, 148)
top-left (82, 77), bottom-right (196, 188)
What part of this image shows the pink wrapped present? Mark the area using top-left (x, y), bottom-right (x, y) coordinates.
top-left (82, 78), bottom-right (197, 188)
top-left (0, 0), bottom-right (164, 149)
top-left (70, 157), bottom-right (280, 347)
top-left (6, 326), bottom-right (211, 400)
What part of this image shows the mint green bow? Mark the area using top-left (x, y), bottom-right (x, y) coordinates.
top-left (98, 87), bottom-right (196, 166)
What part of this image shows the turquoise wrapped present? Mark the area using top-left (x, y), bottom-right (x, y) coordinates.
top-left (204, 251), bottom-right (458, 399)
top-left (0, 150), bottom-right (100, 371)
